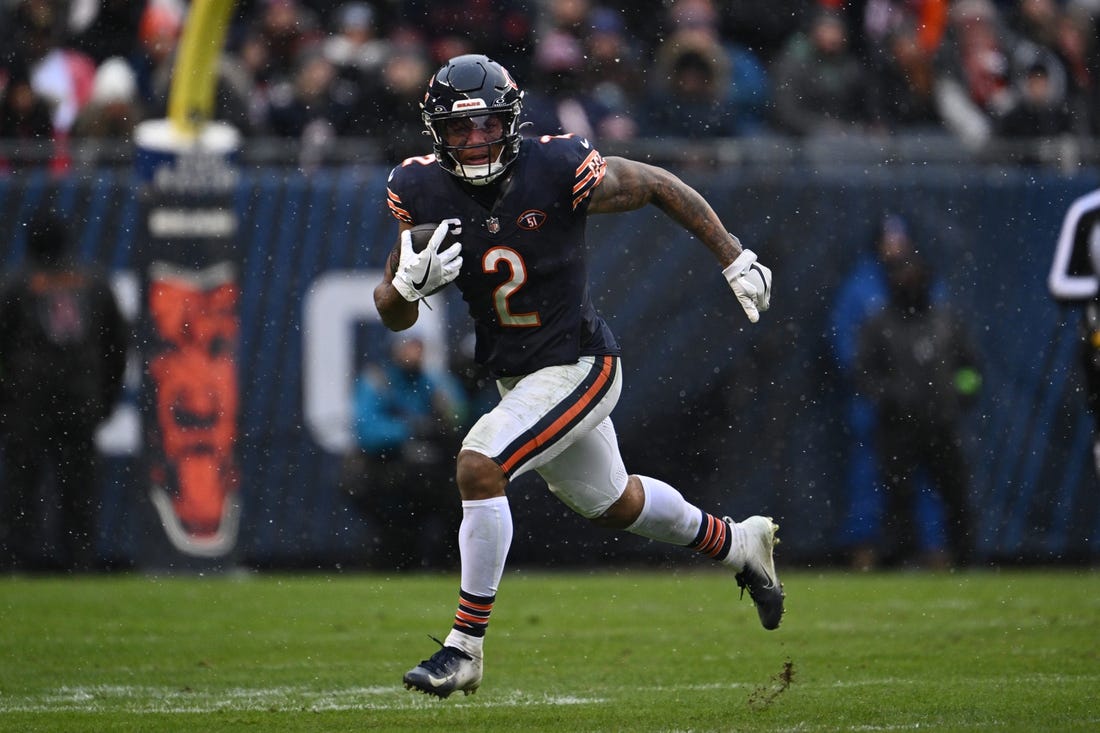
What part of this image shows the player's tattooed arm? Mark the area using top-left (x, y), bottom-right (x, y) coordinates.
top-left (589, 156), bottom-right (742, 268)
top-left (374, 225), bottom-right (420, 331)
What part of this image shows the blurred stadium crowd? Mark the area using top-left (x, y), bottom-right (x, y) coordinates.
top-left (0, 0), bottom-right (1098, 170)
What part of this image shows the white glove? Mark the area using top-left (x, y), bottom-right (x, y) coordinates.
top-left (723, 248), bottom-right (772, 323)
top-left (392, 221), bottom-right (463, 301)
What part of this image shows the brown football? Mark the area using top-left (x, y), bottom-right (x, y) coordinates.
top-left (408, 222), bottom-right (460, 254)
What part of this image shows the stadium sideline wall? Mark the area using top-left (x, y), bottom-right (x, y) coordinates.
top-left (1, 163), bottom-right (1098, 568)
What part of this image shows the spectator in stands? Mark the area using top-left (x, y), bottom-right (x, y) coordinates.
top-left (0, 61), bottom-right (56, 169)
top-left (540, 0), bottom-right (590, 30)
top-left (0, 205), bottom-right (129, 573)
top-left (771, 7), bottom-right (870, 136)
top-left (71, 56), bottom-right (144, 140)
top-left (581, 7), bottom-right (646, 118)
top-left (529, 1), bottom-right (646, 138)
top-left (400, 0), bottom-right (534, 80)
top-left (6, 0), bottom-right (62, 63)
top-left (130, 1), bottom-right (183, 113)
top-left (69, 0), bottom-right (146, 65)
top-left (1050, 7), bottom-right (1097, 136)
top-left (866, 19), bottom-right (943, 132)
top-left (322, 2), bottom-right (390, 82)
top-left (246, 0), bottom-right (323, 86)
top-left (0, 1), bottom-right (18, 66)
top-left (267, 48), bottom-right (361, 140)
top-left (860, 0), bottom-right (950, 59)
top-left (368, 43), bottom-right (435, 163)
top-left (522, 29), bottom-right (635, 142)
top-left (717, 0), bottom-right (809, 66)
top-left (645, 0), bottom-right (770, 138)
top-left (994, 54), bottom-right (1073, 141)
top-left (933, 0), bottom-right (1018, 150)
top-left (12, 0), bottom-right (97, 137)
top-left (646, 37), bottom-right (740, 139)
top-left (855, 252), bottom-right (981, 569)
top-left (1007, 0), bottom-right (1061, 52)
top-left (343, 332), bottom-right (468, 570)
top-left (221, 28), bottom-right (278, 135)
top-left (591, 0), bottom-right (669, 61)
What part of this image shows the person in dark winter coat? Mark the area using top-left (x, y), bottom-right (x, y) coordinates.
top-left (828, 215), bottom-right (949, 569)
top-left (855, 253), bottom-right (982, 568)
top-left (0, 207), bottom-right (128, 571)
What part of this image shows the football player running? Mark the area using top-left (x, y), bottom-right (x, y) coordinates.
top-left (375, 54), bottom-right (783, 699)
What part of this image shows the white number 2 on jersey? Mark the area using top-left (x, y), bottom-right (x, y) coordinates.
top-left (483, 247), bottom-right (540, 327)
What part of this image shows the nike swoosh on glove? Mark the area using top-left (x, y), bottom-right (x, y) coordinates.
top-left (723, 249), bottom-right (772, 323)
top-left (392, 222), bottom-right (463, 301)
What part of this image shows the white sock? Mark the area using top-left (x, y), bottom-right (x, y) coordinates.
top-left (625, 475), bottom-right (702, 545)
top-left (625, 476), bottom-right (752, 568)
top-left (722, 521), bottom-right (750, 569)
top-left (444, 496), bottom-right (513, 657)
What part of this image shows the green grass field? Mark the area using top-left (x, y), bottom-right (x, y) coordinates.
top-left (0, 568), bottom-right (1097, 732)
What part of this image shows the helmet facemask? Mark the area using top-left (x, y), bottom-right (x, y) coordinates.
top-left (424, 109), bottom-right (521, 185)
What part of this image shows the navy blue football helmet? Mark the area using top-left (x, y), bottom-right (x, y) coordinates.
top-left (421, 54), bottom-right (524, 185)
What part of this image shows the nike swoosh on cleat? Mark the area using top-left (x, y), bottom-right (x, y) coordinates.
top-left (412, 260), bottom-right (432, 290)
top-left (427, 674), bottom-right (451, 687)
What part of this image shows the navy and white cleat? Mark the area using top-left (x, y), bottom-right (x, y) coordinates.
top-left (403, 638), bottom-right (483, 699)
top-left (728, 515), bottom-right (785, 630)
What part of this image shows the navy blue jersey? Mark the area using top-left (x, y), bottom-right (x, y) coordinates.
top-left (386, 135), bottom-right (620, 377)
